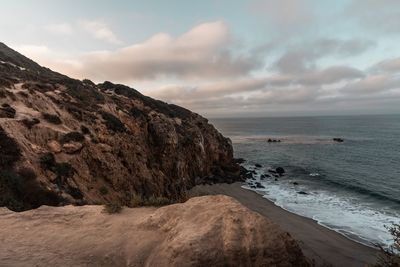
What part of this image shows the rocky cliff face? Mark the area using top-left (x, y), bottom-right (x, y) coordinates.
top-left (0, 42), bottom-right (241, 211)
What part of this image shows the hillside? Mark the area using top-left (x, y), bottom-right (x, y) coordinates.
top-left (0, 42), bottom-right (242, 211)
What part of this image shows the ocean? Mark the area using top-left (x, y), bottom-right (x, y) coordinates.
top-left (211, 115), bottom-right (400, 247)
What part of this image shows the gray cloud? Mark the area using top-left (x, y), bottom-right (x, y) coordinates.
top-left (372, 57), bottom-right (400, 73)
top-left (68, 21), bottom-right (260, 82)
top-left (272, 38), bottom-right (374, 75)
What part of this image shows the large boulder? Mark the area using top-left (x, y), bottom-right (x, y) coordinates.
top-left (0, 195), bottom-right (310, 267)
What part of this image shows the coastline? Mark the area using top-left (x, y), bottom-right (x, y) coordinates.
top-left (191, 182), bottom-right (378, 267)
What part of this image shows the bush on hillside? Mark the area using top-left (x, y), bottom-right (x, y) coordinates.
top-left (42, 112), bottom-right (62, 125)
top-left (100, 111), bottom-right (126, 133)
top-left (60, 131), bottom-right (85, 144)
top-left (21, 118), bottom-right (40, 129)
top-left (0, 126), bottom-right (21, 168)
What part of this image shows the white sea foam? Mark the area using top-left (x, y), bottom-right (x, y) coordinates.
top-left (243, 167), bottom-right (400, 247)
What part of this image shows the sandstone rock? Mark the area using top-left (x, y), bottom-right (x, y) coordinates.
top-left (62, 142), bottom-right (83, 154)
top-left (47, 140), bottom-right (62, 153)
top-left (0, 195), bottom-right (310, 267)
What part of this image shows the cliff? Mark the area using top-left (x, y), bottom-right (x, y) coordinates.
top-left (0, 42), bottom-right (241, 211)
top-left (0, 195), bottom-right (310, 267)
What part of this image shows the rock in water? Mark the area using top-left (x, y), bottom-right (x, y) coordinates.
top-left (276, 167), bottom-right (285, 176)
top-left (0, 195), bottom-right (310, 267)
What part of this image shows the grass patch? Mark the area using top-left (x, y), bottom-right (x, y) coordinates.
top-left (129, 193), bottom-right (172, 207)
top-left (103, 202), bottom-right (123, 214)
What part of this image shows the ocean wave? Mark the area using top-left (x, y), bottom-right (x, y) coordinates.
top-left (242, 167), bottom-right (400, 247)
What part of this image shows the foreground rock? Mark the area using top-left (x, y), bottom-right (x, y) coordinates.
top-left (0, 195), bottom-right (310, 267)
top-left (0, 42), bottom-right (242, 211)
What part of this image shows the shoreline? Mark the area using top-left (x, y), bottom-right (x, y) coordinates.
top-left (257, 189), bottom-right (377, 249)
top-left (191, 182), bottom-right (378, 267)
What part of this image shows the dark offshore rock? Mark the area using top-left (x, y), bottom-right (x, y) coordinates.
top-left (276, 167), bottom-right (285, 176)
top-left (0, 42), bottom-right (242, 210)
top-left (234, 158), bottom-right (246, 164)
top-left (255, 182), bottom-right (265, 189)
top-left (333, 138), bottom-right (344, 143)
top-left (298, 191), bottom-right (308, 195)
top-left (255, 163), bottom-right (262, 168)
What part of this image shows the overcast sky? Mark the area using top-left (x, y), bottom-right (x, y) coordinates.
top-left (1, 0), bottom-right (400, 117)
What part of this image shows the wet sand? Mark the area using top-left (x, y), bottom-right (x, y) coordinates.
top-left (191, 182), bottom-right (378, 267)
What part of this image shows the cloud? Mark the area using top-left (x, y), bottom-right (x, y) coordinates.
top-left (272, 38), bottom-right (374, 74)
top-left (68, 21), bottom-right (260, 81)
top-left (298, 66), bottom-right (364, 85)
top-left (373, 57), bottom-right (400, 73)
top-left (342, 74), bottom-right (400, 94)
top-left (79, 20), bottom-right (122, 45)
top-left (44, 23), bottom-right (73, 35)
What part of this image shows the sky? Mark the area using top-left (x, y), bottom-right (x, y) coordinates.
top-left (1, 0), bottom-right (400, 118)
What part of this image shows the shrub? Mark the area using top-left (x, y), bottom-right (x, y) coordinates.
top-left (129, 193), bottom-right (144, 207)
top-left (129, 106), bottom-right (145, 119)
top-left (17, 167), bottom-right (37, 181)
top-left (103, 202), bottom-right (123, 214)
top-left (39, 153), bottom-right (56, 170)
top-left (99, 186), bottom-right (108, 195)
top-left (80, 125), bottom-right (90, 135)
top-left (0, 104), bottom-right (16, 118)
top-left (129, 193), bottom-right (171, 207)
top-left (42, 112), bottom-right (62, 125)
top-left (0, 169), bottom-right (61, 211)
top-left (0, 126), bottom-right (21, 168)
top-left (100, 111), bottom-right (126, 132)
top-left (54, 162), bottom-right (75, 178)
top-left (21, 118), bottom-right (40, 129)
top-left (60, 131), bottom-right (85, 144)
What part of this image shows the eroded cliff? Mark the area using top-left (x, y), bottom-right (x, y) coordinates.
top-left (0, 42), bottom-right (241, 211)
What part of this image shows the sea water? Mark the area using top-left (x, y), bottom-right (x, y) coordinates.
top-left (212, 115), bottom-right (400, 247)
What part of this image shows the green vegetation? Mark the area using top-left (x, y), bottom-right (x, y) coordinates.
top-left (0, 169), bottom-right (60, 212)
top-left (99, 186), bottom-right (108, 195)
top-left (0, 126), bottom-right (21, 168)
top-left (39, 153), bottom-right (75, 179)
top-left (21, 118), bottom-right (40, 129)
top-left (42, 112), bottom-right (62, 125)
top-left (103, 202), bottom-right (123, 214)
top-left (60, 131), bottom-right (85, 144)
top-left (129, 193), bottom-right (172, 207)
top-left (100, 111), bottom-right (126, 132)
top-left (80, 125), bottom-right (90, 135)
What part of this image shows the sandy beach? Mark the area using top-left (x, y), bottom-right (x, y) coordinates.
top-left (192, 182), bottom-right (378, 267)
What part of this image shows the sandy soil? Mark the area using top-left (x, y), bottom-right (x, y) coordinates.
top-left (0, 195), bottom-right (309, 267)
top-left (191, 182), bottom-right (378, 267)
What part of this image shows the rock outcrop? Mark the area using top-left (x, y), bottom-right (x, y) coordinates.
top-left (0, 42), bottom-right (242, 211)
top-left (0, 195), bottom-right (310, 267)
